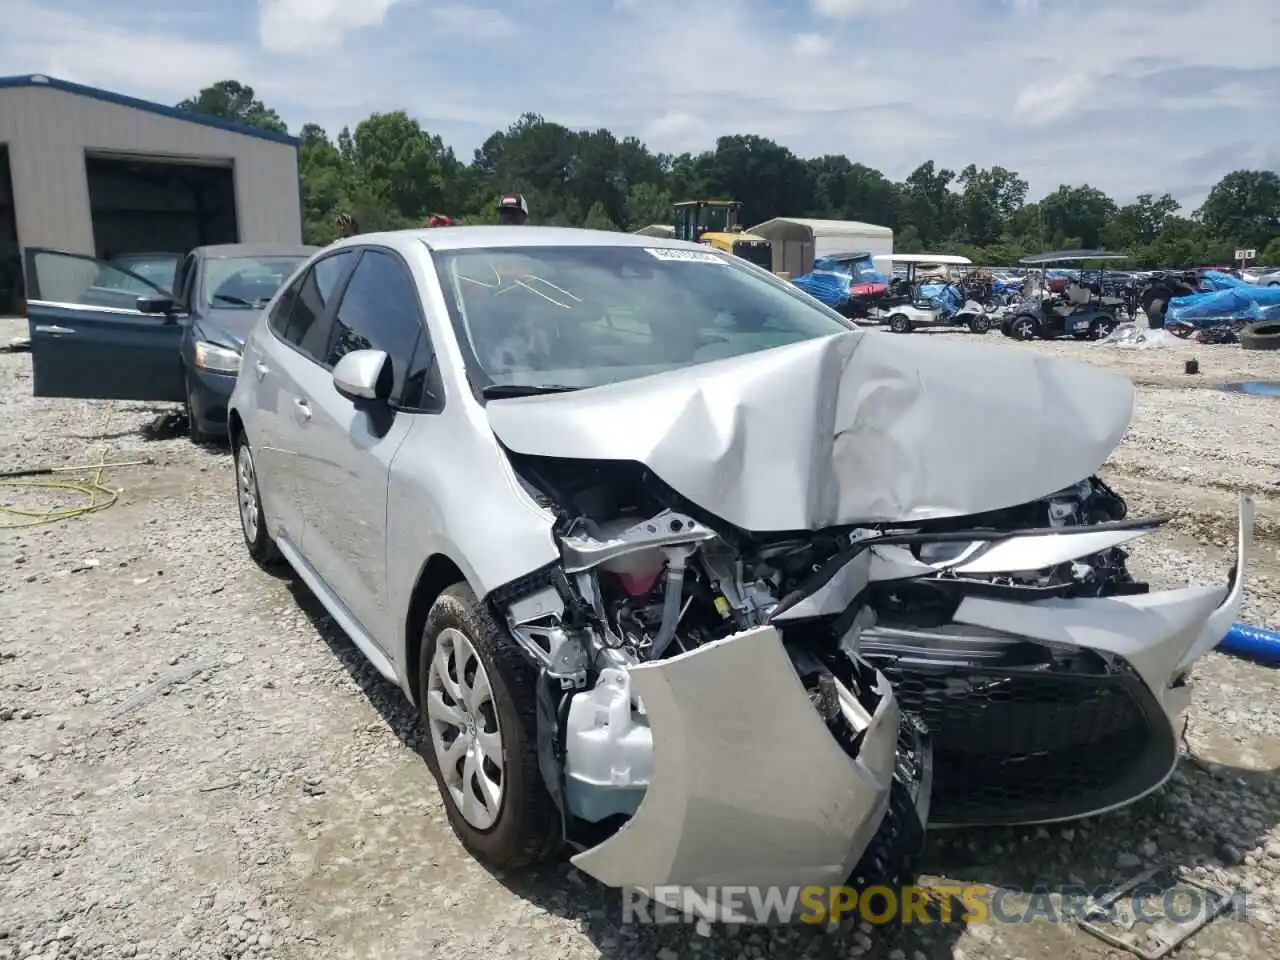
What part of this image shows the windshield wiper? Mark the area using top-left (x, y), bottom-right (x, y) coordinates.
top-left (212, 294), bottom-right (253, 307)
top-left (481, 384), bottom-right (580, 398)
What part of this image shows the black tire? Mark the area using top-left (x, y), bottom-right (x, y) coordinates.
top-left (1091, 314), bottom-right (1117, 340)
top-left (1009, 315), bottom-right (1038, 341)
top-left (233, 436), bottom-right (281, 567)
top-left (968, 316), bottom-right (991, 334)
top-left (419, 582), bottom-right (560, 870)
top-left (1144, 296), bottom-right (1167, 329)
top-left (888, 313), bottom-right (912, 333)
top-left (184, 375), bottom-right (216, 445)
top-left (1240, 321), bottom-right (1280, 351)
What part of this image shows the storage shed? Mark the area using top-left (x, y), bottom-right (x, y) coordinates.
top-left (0, 73), bottom-right (303, 309)
top-left (748, 217), bottom-right (893, 276)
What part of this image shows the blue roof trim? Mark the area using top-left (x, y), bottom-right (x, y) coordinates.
top-left (0, 74), bottom-right (299, 147)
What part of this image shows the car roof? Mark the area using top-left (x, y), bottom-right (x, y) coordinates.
top-left (194, 243), bottom-right (320, 259)
top-left (1020, 249), bottom-right (1129, 264)
top-left (327, 225), bottom-right (718, 255)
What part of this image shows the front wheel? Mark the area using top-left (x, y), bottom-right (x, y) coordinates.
top-left (888, 313), bottom-right (912, 333)
top-left (419, 583), bottom-right (561, 870)
top-left (1091, 315), bottom-right (1117, 340)
top-left (185, 375), bottom-right (216, 445)
top-left (968, 316), bottom-right (991, 334)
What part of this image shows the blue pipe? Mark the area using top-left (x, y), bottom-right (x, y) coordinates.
top-left (1218, 622), bottom-right (1280, 664)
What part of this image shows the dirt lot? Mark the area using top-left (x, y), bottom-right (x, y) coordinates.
top-left (2, 317), bottom-right (1278, 960)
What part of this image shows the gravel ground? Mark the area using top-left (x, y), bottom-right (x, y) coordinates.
top-left (2, 316), bottom-right (1278, 960)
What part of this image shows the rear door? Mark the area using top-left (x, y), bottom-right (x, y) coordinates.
top-left (24, 248), bottom-right (185, 401)
top-left (250, 249), bottom-right (359, 548)
top-left (296, 247), bottom-right (427, 649)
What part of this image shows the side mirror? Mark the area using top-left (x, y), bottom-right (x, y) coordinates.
top-left (332, 349), bottom-right (392, 402)
top-left (137, 296), bottom-right (176, 315)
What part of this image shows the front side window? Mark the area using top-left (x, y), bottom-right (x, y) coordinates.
top-left (432, 244), bottom-right (854, 392)
top-left (325, 249), bottom-right (426, 401)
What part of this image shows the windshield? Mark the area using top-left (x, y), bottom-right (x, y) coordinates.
top-left (103, 254), bottom-right (180, 295)
top-left (433, 244), bottom-right (855, 392)
top-left (202, 256), bottom-right (305, 310)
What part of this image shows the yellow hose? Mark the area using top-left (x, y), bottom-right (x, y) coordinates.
top-left (0, 406), bottom-right (121, 528)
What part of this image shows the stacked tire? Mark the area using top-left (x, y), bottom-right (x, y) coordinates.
top-left (1240, 321), bottom-right (1280, 351)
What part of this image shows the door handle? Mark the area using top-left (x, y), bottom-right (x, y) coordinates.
top-left (293, 397), bottom-right (312, 420)
top-left (34, 325), bottom-right (75, 335)
top-left (254, 361), bottom-right (269, 380)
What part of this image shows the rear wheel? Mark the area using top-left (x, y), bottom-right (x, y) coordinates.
top-left (1009, 315), bottom-right (1038, 340)
top-left (419, 583), bottom-right (560, 869)
top-left (888, 313), bottom-right (912, 333)
top-left (234, 438), bottom-right (281, 567)
top-left (1091, 314), bottom-right (1117, 340)
top-left (968, 315), bottom-right (991, 334)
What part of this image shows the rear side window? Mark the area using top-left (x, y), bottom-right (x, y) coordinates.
top-left (324, 249), bottom-right (426, 402)
top-left (269, 252), bottom-right (355, 364)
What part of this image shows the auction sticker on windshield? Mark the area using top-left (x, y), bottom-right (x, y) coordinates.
top-left (645, 248), bottom-right (725, 263)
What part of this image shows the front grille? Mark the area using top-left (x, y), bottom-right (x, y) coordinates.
top-left (861, 633), bottom-right (1176, 825)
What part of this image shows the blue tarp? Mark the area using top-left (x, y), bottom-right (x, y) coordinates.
top-left (1197, 270), bottom-right (1247, 291)
top-left (1165, 280), bottom-right (1280, 326)
top-left (792, 256), bottom-right (886, 308)
top-left (917, 282), bottom-right (965, 315)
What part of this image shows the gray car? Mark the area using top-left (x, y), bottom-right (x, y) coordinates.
top-left (226, 227), bottom-right (1248, 912)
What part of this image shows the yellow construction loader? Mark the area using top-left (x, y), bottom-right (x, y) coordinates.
top-left (672, 200), bottom-right (776, 272)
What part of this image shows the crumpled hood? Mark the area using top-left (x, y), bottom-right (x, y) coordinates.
top-left (485, 331), bottom-right (1134, 532)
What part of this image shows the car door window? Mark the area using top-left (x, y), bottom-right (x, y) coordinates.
top-left (324, 249), bottom-right (426, 403)
top-left (25, 250), bottom-right (169, 312)
top-left (270, 251), bottom-right (355, 364)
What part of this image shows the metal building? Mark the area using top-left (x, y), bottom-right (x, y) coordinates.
top-left (0, 73), bottom-right (302, 308)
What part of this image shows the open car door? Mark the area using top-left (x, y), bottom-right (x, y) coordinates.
top-left (24, 248), bottom-right (186, 402)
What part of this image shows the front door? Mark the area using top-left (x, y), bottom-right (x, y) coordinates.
top-left (24, 248), bottom-right (185, 401)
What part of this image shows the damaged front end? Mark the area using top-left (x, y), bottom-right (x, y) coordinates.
top-left (475, 332), bottom-right (1250, 900)
top-left (485, 451), bottom-right (1251, 894)
top-left (486, 481), bottom-right (931, 902)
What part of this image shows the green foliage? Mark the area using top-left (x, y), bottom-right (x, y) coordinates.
top-left (180, 81), bottom-right (1280, 266)
top-left (176, 81), bottom-right (286, 133)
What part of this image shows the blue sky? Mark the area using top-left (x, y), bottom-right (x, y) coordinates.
top-left (4, 0), bottom-right (1277, 207)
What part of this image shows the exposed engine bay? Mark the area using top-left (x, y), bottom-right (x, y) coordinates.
top-left (486, 452), bottom-right (1163, 872)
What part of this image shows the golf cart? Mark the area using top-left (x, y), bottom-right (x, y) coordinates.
top-left (873, 254), bottom-right (993, 334)
top-left (1001, 250), bottom-right (1128, 341)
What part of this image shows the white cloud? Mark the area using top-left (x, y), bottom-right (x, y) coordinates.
top-left (1, 0), bottom-right (1277, 206)
top-left (0, 1), bottom-right (249, 98)
top-left (425, 5), bottom-right (518, 40)
top-left (810, 0), bottom-right (871, 19)
top-left (791, 33), bottom-right (832, 57)
top-left (257, 0), bottom-right (402, 54)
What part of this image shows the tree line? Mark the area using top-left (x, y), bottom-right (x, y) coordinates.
top-left (179, 81), bottom-right (1280, 268)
